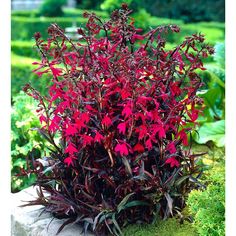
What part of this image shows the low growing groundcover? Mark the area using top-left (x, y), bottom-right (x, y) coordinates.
top-left (123, 216), bottom-right (197, 236)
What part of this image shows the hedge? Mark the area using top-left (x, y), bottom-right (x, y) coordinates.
top-left (11, 53), bottom-right (50, 97)
top-left (12, 15), bottom-right (224, 45)
top-left (11, 7), bottom-right (109, 18)
top-left (11, 16), bottom-right (88, 40)
top-left (11, 41), bottom-right (39, 58)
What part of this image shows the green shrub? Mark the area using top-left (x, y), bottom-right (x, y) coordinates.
top-left (11, 53), bottom-right (50, 97)
top-left (11, 9), bottom-right (39, 17)
top-left (100, 0), bottom-right (224, 23)
top-left (77, 0), bottom-right (104, 10)
top-left (11, 13), bottom-right (224, 44)
top-left (11, 92), bottom-right (48, 192)
top-left (11, 16), bottom-right (88, 40)
top-left (12, 8), bottom-right (109, 18)
top-left (187, 163), bottom-right (225, 236)
top-left (193, 42), bottom-right (225, 147)
top-left (11, 41), bottom-right (39, 58)
top-left (39, 0), bottom-right (66, 17)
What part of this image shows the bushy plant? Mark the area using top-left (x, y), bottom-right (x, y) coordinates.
top-left (11, 92), bottom-right (47, 192)
top-left (39, 0), bottom-right (66, 17)
top-left (187, 163), bottom-right (225, 236)
top-left (23, 5), bottom-right (213, 235)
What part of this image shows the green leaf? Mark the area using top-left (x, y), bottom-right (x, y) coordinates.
top-left (121, 200), bottom-right (149, 211)
top-left (198, 88), bottom-right (222, 112)
top-left (117, 192), bottom-right (134, 213)
top-left (112, 214), bottom-right (123, 236)
top-left (194, 120), bottom-right (225, 147)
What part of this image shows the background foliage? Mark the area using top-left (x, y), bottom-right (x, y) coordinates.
top-left (11, 1), bottom-right (225, 235)
top-left (194, 42), bottom-right (225, 147)
top-left (99, 0), bottom-right (224, 23)
top-left (11, 92), bottom-right (47, 192)
top-left (39, 0), bottom-right (66, 17)
top-left (187, 159), bottom-right (225, 236)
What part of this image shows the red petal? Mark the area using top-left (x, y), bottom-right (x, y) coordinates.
top-left (65, 124), bottom-right (77, 136)
top-left (145, 139), bottom-right (153, 150)
top-left (102, 115), bottom-right (112, 127)
top-left (165, 156), bottom-right (180, 168)
top-left (117, 122), bottom-right (126, 135)
top-left (94, 131), bottom-right (104, 143)
top-left (167, 142), bottom-right (176, 154)
top-left (65, 142), bottom-right (78, 154)
top-left (115, 143), bottom-right (129, 156)
top-left (64, 156), bottom-right (76, 166)
top-left (133, 143), bottom-right (145, 153)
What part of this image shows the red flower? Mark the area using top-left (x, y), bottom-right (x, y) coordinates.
top-left (117, 122), bottom-right (126, 135)
top-left (102, 115), bottom-right (112, 127)
top-left (167, 142), bottom-right (176, 154)
top-left (133, 143), bottom-right (145, 153)
top-left (65, 124), bottom-right (77, 136)
top-left (165, 156), bottom-right (180, 168)
top-left (115, 143), bottom-right (129, 156)
top-left (81, 112), bottom-right (90, 124)
top-left (136, 125), bottom-right (148, 140)
top-left (94, 131), bottom-right (104, 143)
top-left (64, 155), bottom-right (76, 167)
top-left (65, 142), bottom-right (78, 154)
top-left (177, 129), bottom-right (188, 146)
top-left (145, 138), bottom-right (153, 151)
top-left (122, 104), bottom-right (132, 119)
top-left (50, 66), bottom-right (62, 77)
top-left (82, 134), bottom-right (93, 146)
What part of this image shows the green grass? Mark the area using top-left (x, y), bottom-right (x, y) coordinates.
top-left (123, 217), bottom-right (198, 236)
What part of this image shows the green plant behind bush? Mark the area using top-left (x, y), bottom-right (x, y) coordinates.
top-left (39, 0), bottom-right (66, 17)
top-left (11, 14), bottom-right (224, 44)
top-left (11, 16), bottom-right (88, 40)
top-left (11, 41), bottom-right (39, 58)
top-left (11, 53), bottom-right (50, 97)
top-left (100, 0), bottom-right (224, 23)
top-left (194, 42), bottom-right (225, 147)
top-left (11, 92), bottom-right (48, 192)
top-left (187, 163), bottom-right (225, 236)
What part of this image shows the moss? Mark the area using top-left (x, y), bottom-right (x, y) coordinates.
top-left (187, 148), bottom-right (225, 236)
top-left (123, 217), bottom-right (198, 236)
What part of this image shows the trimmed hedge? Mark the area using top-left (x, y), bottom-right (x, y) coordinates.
top-left (11, 53), bottom-right (50, 97)
top-left (39, 0), bottom-right (66, 17)
top-left (11, 16), bottom-right (88, 40)
top-left (11, 15), bottom-right (224, 45)
top-left (11, 41), bottom-right (39, 58)
top-left (11, 8), bottom-right (109, 18)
